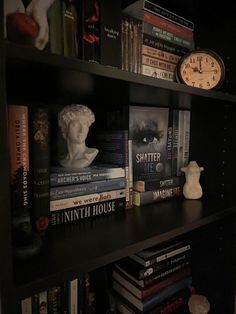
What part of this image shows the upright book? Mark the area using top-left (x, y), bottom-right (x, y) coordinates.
top-left (8, 105), bottom-right (42, 258)
top-left (29, 107), bottom-right (50, 232)
top-left (129, 106), bottom-right (171, 181)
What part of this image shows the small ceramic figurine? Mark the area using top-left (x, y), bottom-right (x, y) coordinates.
top-left (58, 104), bottom-right (98, 169)
top-left (188, 294), bottom-right (210, 314)
top-left (181, 161), bottom-right (204, 199)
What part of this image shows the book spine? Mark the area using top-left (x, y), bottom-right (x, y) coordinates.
top-left (177, 110), bottom-right (185, 176)
top-left (143, 10), bottom-right (194, 41)
top-left (131, 243), bottom-right (190, 266)
top-left (133, 185), bottom-right (182, 206)
top-left (21, 297), bottom-right (32, 314)
top-left (121, 15), bottom-right (129, 71)
top-left (30, 107), bottom-right (50, 232)
top-left (148, 285), bottom-right (193, 314)
top-left (143, 1), bottom-right (194, 30)
top-left (50, 167), bottom-right (125, 186)
top-left (137, 251), bottom-right (190, 280)
top-left (38, 290), bottom-right (48, 314)
top-left (141, 64), bottom-right (174, 81)
top-left (8, 105), bottom-right (32, 244)
top-left (62, 1), bottom-right (78, 57)
top-left (50, 188), bottom-right (126, 211)
top-left (142, 44), bottom-right (181, 64)
top-left (143, 33), bottom-right (189, 56)
top-left (96, 130), bottom-right (131, 209)
top-left (50, 197), bottom-right (126, 226)
top-left (50, 177), bottom-right (126, 200)
top-left (133, 175), bottom-right (184, 193)
top-left (142, 22), bottom-right (195, 50)
top-left (69, 278), bottom-right (78, 314)
top-left (48, 0), bottom-right (63, 54)
top-left (143, 276), bottom-right (192, 312)
top-left (143, 261), bottom-right (190, 287)
top-left (78, 0), bottom-right (100, 62)
top-left (142, 266), bottom-right (191, 300)
top-left (142, 55), bottom-right (176, 72)
top-left (48, 286), bottom-right (61, 313)
top-left (183, 111), bottom-right (191, 167)
top-left (172, 109), bottom-right (179, 177)
top-left (100, 0), bottom-right (122, 68)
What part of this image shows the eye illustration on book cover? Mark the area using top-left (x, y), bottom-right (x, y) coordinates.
top-left (129, 106), bottom-right (170, 181)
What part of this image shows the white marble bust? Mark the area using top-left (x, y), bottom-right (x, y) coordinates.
top-left (58, 104), bottom-right (98, 169)
top-left (181, 161), bottom-right (204, 200)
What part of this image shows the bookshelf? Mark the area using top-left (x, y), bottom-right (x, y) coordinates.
top-left (1, 1), bottom-right (236, 313)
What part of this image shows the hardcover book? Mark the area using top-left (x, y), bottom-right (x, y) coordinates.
top-left (130, 242), bottom-right (190, 267)
top-left (113, 276), bottom-right (192, 312)
top-left (29, 107), bottom-right (50, 232)
top-left (129, 106), bottom-right (171, 181)
top-left (62, 0), bottom-right (78, 57)
top-left (77, 0), bottom-right (100, 62)
top-left (114, 285), bottom-right (193, 314)
top-left (113, 266), bottom-right (191, 300)
top-left (50, 163), bottom-right (125, 186)
top-left (100, 0), bottom-right (122, 68)
top-left (114, 260), bottom-right (190, 289)
top-left (115, 251), bottom-right (190, 280)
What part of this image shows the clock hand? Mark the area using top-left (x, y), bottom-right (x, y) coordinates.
top-left (199, 58), bottom-right (202, 72)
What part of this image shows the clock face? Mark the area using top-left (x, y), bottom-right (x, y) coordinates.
top-left (176, 49), bottom-right (225, 90)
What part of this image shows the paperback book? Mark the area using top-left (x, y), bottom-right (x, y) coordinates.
top-left (133, 185), bottom-right (182, 206)
top-left (129, 106), bottom-right (171, 181)
top-left (50, 197), bottom-right (126, 226)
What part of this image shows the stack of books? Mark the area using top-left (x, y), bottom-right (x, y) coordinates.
top-left (49, 163), bottom-right (127, 226)
top-left (112, 241), bottom-right (194, 313)
top-left (122, 0), bottom-right (195, 80)
top-left (129, 105), bottom-right (190, 206)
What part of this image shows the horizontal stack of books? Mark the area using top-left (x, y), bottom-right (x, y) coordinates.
top-left (50, 163), bottom-right (127, 226)
top-left (122, 0), bottom-right (195, 80)
top-left (112, 241), bottom-right (194, 313)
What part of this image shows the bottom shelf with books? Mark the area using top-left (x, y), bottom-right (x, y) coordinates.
top-left (18, 216), bottom-right (235, 314)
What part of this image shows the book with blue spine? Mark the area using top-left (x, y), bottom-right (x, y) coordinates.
top-left (50, 177), bottom-right (126, 200)
top-left (50, 164), bottom-right (125, 186)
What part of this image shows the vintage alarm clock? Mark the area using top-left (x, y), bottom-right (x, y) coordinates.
top-left (175, 49), bottom-right (225, 90)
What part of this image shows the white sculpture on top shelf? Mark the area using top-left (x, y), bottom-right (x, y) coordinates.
top-left (181, 161), bottom-right (204, 200)
top-left (58, 104), bottom-right (98, 169)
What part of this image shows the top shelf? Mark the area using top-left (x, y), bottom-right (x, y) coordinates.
top-left (5, 41), bottom-right (236, 107)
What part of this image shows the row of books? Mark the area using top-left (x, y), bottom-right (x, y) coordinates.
top-left (111, 240), bottom-right (194, 313)
top-left (8, 103), bottom-right (190, 241)
top-left (5, 0), bottom-right (195, 81)
top-left (21, 272), bottom-right (96, 314)
top-left (106, 105), bottom-right (190, 206)
top-left (121, 0), bottom-right (195, 80)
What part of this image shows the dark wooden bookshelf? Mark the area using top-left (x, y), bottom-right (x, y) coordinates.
top-left (1, 1), bottom-right (236, 313)
top-left (14, 196), bottom-right (236, 299)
